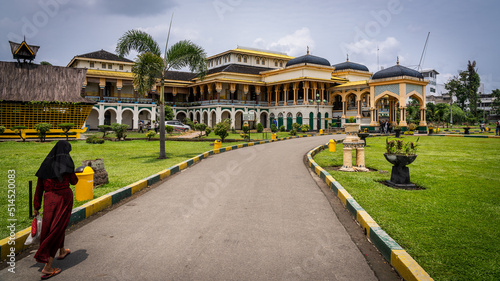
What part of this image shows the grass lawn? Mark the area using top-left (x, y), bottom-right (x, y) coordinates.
top-left (0, 139), bottom-right (241, 239)
top-left (313, 136), bottom-right (500, 281)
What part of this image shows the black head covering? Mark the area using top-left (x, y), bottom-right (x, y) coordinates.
top-left (35, 140), bottom-right (75, 180)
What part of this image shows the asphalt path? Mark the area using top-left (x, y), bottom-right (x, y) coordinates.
top-left (2, 135), bottom-right (391, 280)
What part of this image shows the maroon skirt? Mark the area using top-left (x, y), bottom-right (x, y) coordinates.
top-left (34, 187), bottom-right (73, 263)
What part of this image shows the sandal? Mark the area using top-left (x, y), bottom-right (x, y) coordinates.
top-left (41, 268), bottom-right (61, 280)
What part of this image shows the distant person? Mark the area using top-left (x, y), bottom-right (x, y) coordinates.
top-left (496, 120), bottom-right (500, 136)
top-left (34, 141), bottom-right (77, 279)
top-left (384, 121), bottom-right (389, 134)
top-left (147, 122), bottom-right (151, 131)
top-left (139, 121), bottom-right (144, 133)
top-left (154, 121), bottom-right (159, 133)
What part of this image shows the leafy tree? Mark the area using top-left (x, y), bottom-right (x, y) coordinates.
top-left (35, 123), bottom-right (52, 142)
top-left (11, 126), bottom-right (28, 142)
top-left (256, 123), bottom-right (264, 133)
top-left (132, 52), bottom-right (163, 100)
top-left (0, 126), bottom-right (5, 134)
top-left (184, 118), bottom-right (195, 130)
top-left (58, 123), bottom-right (75, 141)
top-left (240, 123), bottom-right (250, 141)
top-left (445, 60), bottom-right (481, 117)
top-left (292, 122), bottom-right (301, 130)
top-left (146, 130), bottom-right (157, 141)
top-left (116, 29), bottom-right (207, 159)
top-left (425, 102), bottom-right (437, 122)
top-left (205, 127), bottom-right (212, 137)
top-left (98, 125), bottom-right (113, 138)
top-left (40, 61), bottom-right (52, 65)
top-left (279, 125), bottom-right (286, 132)
top-left (300, 124), bottom-right (310, 132)
top-left (214, 118), bottom-right (231, 142)
top-left (165, 106), bottom-right (175, 121)
top-left (491, 89), bottom-right (500, 116)
top-left (289, 129), bottom-right (297, 136)
top-left (111, 123), bottom-right (129, 141)
top-left (194, 123), bottom-right (207, 138)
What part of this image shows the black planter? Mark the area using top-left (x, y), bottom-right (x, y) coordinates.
top-left (464, 127), bottom-right (470, 134)
top-left (394, 129), bottom-right (401, 138)
top-left (384, 154), bottom-right (417, 187)
top-left (358, 133), bottom-right (369, 146)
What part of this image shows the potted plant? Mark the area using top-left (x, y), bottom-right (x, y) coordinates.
top-left (384, 138), bottom-right (419, 187)
top-left (428, 123), bottom-right (434, 135)
top-left (463, 122), bottom-right (471, 134)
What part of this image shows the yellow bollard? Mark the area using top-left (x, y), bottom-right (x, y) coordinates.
top-left (272, 133), bottom-right (277, 140)
top-left (329, 139), bottom-right (336, 152)
top-left (75, 166), bottom-right (94, 201)
top-left (214, 140), bottom-right (221, 149)
top-left (319, 129), bottom-right (323, 134)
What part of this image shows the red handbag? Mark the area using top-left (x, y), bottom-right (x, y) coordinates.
top-left (31, 216), bottom-right (38, 237)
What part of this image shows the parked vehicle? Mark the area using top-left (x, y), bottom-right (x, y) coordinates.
top-left (165, 120), bottom-right (191, 132)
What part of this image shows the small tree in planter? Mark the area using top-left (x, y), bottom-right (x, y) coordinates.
top-left (205, 126), bottom-right (212, 137)
top-left (98, 125), bottom-right (113, 138)
top-left (384, 137), bottom-right (420, 188)
top-left (214, 118), bottom-right (231, 142)
top-left (35, 123), bottom-right (52, 142)
top-left (111, 123), bottom-right (128, 141)
top-left (256, 123), bottom-right (264, 133)
top-left (11, 126), bottom-right (28, 142)
top-left (393, 125), bottom-right (402, 138)
top-left (146, 130), bottom-right (157, 141)
top-left (240, 123), bottom-right (250, 141)
top-left (289, 129), bottom-right (297, 136)
top-left (300, 124), bottom-right (309, 133)
top-left (165, 125), bottom-right (174, 135)
top-left (58, 123), bottom-right (75, 141)
top-left (194, 123), bottom-right (207, 138)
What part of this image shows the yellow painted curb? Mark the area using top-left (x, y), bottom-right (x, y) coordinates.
top-left (237, 144), bottom-right (244, 148)
top-left (337, 189), bottom-right (352, 206)
top-left (192, 157), bottom-right (200, 163)
top-left (225, 146), bottom-right (232, 151)
top-left (81, 195), bottom-right (112, 218)
top-left (248, 142), bottom-right (255, 146)
top-left (315, 165), bottom-right (322, 177)
top-left (391, 250), bottom-right (434, 281)
top-left (1, 227), bottom-right (31, 261)
top-left (179, 161), bottom-right (188, 170)
top-left (203, 152), bottom-right (210, 158)
top-left (130, 179), bottom-right (147, 194)
top-left (356, 210), bottom-right (379, 237)
top-left (325, 175), bottom-right (336, 186)
top-left (158, 169), bottom-right (171, 180)
top-left (213, 149), bottom-right (220, 154)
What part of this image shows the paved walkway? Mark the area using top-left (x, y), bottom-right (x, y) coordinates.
top-left (2, 135), bottom-right (384, 280)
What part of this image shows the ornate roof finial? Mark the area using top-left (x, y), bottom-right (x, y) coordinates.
top-left (397, 56), bottom-right (399, 65)
top-left (307, 46), bottom-right (309, 55)
top-left (346, 54), bottom-right (349, 62)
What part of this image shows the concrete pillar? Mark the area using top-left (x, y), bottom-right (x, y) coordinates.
top-left (342, 147), bottom-right (353, 171)
top-left (356, 147), bottom-right (368, 171)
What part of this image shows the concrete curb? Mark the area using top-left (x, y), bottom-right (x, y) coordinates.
top-left (1, 132), bottom-right (344, 261)
top-left (307, 144), bottom-right (433, 281)
top-left (428, 134), bottom-right (500, 138)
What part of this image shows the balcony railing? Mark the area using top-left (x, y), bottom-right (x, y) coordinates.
top-left (85, 96), bottom-right (155, 104)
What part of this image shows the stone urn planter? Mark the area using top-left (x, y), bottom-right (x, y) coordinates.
top-left (394, 128), bottom-right (401, 138)
top-left (358, 132), bottom-right (370, 146)
top-left (384, 154), bottom-right (417, 188)
top-left (463, 127), bottom-right (471, 134)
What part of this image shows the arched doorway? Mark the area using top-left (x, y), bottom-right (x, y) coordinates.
top-left (286, 112), bottom-right (293, 131)
top-left (296, 112), bottom-right (303, 125)
top-left (196, 111), bottom-right (201, 123)
top-left (122, 110), bottom-right (133, 129)
top-left (211, 111), bottom-right (216, 128)
top-left (260, 112), bottom-right (268, 128)
top-left (176, 112), bottom-right (187, 123)
top-left (278, 112), bottom-right (284, 129)
top-left (203, 111), bottom-right (208, 125)
top-left (269, 113), bottom-right (275, 128)
top-left (104, 109), bottom-right (117, 125)
top-left (86, 108), bottom-right (99, 129)
top-left (324, 112), bottom-right (329, 129)
top-left (309, 112), bottom-right (314, 130)
top-left (234, 111), bottom-right (243, 130)
top-left (317, 112), bottom-right (322, 131)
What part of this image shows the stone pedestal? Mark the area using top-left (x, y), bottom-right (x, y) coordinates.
top-left (340, 123), bottom-right (369, 172)
top-left (82, 159), bottom-right (108, 187)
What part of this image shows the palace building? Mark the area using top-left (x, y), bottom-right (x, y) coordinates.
top-left (70, 46), bottom-right (428, 132)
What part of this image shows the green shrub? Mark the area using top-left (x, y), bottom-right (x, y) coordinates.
top-left (271, 124), bottom-right (278, 132)
top-left (111, 123), bottom-right (129, 140)
top-left (280, 125), bottom-right (286, 132)
top-left (165, 125), bottom-right (174, 135)
top-left (86, 135), bottom-right (104, 144)
top-left (214, 118), bottom-right (231, 142)
top-left (0, 126), bottom-right (5, 134)
top-left (289, 129), bottom-right (297, 136)
top-left (408, 123), bottom-right (417, 131)
top-left (300, 124), bottom-right (310, 132)
top-left (348, 116), bottom-right (356, 123)
top-left (292, 123), bottom-right (301, 130)
top-left (256, 123), bottom-right (264, 133)
top-left (98, 125), bottom-right (112, 138)
top-left (205, 127), bottom-right (212, 137)
top-left (35, 123), bottom-right (52, 142)
top-left (184, 118), bottom-right (195, 129)
top-left (58, 123), bottom-right (75, 141)
top-left (146, 130), bottom-right (157, 141)
top-left (11, 126), bottom-right (28, 142)
top-left (194, 123), bottom-right (207, 138)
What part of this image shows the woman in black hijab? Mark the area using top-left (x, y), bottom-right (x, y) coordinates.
top-left (33, 140), bottom-right (78, 279)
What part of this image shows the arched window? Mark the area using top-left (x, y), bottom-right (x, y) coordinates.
top-left (256, 58), bottom-right (260, 64)
top-left (238, 55), bottom-right (242, 62)
top-left (243, 56), bottom-right (248, 63)
top-left (274, 60), bottom-right (278, 67)
top-left (279, 61), bottom-right (283, 67)
top-left (225, 56), bottom-right (227, 63)
top-left (262, 59), bottom-right (265, 65)
top-left (228, 55), bottom-right (231, 62)
top-left (297, 112), bottom-right (302, 118)
top-left (287, 112), bottom-right (293, 118)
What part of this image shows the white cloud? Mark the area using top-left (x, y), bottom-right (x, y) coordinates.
top-left (251, 28), bottom-right (314, 57)
top-left (340, 37), bottom-right (402, 71)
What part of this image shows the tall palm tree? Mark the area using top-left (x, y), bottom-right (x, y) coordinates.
top-left (116, 29), bottom-right (207, 159)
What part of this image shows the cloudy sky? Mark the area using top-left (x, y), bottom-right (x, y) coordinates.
top-left (1, 0), bottom-right (499, 93)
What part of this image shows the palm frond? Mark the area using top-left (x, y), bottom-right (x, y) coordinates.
top-left (166, 40), bottom-right (207, 80)
top-left (132, 52), bottom-right (163, 97)
top-left (116, 30), bottom-right (162, 57)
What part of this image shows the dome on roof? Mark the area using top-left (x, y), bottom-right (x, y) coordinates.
top-left (332, 60), bottom-right (369, 72)
top-left (285, 53), bottom-right (330, 67)
top-left (372, 64), bottom-right (423, 80)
